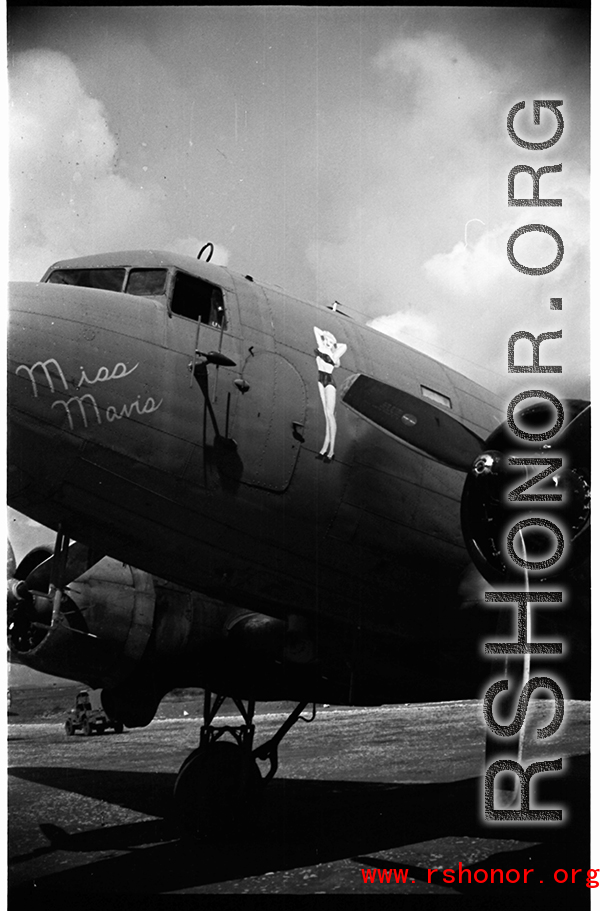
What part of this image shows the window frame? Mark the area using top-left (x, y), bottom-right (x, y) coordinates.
top-left (420, 384), bottom-right (452, 410)
top-left (167, 268), bottom-right (227, 330)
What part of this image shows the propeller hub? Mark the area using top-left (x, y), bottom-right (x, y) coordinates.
top-left (472, 451), bottom-right (502, 477)
top-left (7, 579), bottom-right (28, 604)
top-left (461, 399), bottom-right (590, 586)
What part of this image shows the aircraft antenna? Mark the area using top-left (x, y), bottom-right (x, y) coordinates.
top-left (198, 243), bottom-right (214, 262)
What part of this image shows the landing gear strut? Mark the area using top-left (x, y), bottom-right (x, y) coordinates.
top-left (173, 691), bottom-right (315, 836)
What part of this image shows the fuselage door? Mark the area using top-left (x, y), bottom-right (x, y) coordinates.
top-left (230, 275), bottom-right (307, 492)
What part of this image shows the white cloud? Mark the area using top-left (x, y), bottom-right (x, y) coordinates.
top-left (305, 30), bottom-right (589, 397)
top-left (367, 310), bottom-right (440, 359)
top-left (9, 49), bottom-right (202, 279)
top-left (424, 232), bottom-right (505, 297)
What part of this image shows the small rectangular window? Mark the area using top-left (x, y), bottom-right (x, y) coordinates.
top-left (421, 385), bottom-right (452, 409)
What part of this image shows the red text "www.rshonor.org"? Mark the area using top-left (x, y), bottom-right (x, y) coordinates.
top-left (361, 865), bottom-right (600, 887)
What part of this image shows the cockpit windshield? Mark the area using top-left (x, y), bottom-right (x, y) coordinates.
top-left (46, 267), bottom-right (169, 300)
top-left (44, 264), bottom-right (223, 322)
top-left (126, 269), bottom-right (168, 297)
top-left (47, 268), bottom-right (126, 292)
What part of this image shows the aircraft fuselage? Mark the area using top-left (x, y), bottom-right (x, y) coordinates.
top-left (8, 251), bottom-right (502, 664)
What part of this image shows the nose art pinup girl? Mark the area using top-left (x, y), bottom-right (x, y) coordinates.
top-left (313, 326), bottom-right (347, 462)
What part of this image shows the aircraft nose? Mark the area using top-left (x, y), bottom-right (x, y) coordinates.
top-left (8, 279), bottom-right (137, 510)
top-left (8, 281), bottom-right (76, 407)
top-left (8, 281), bottom-right (79, 509)
top-left (8, 277), bottom-right (146, 387)
top-left (8, 278), bottom-right (117, 329)
top-left (9, 279), bottom-right (69, 318)
top-left (7, 277), bottom-right (166, 517)
top-left (8, 280), bottom-right (86, 375)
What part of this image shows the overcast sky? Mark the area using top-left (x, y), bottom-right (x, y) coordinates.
top-left (7, 6), bottom-right (590, 557)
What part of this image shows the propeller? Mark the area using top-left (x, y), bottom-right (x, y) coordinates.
top-left (460, 400), bottom-right (590, 813)
top-left (7, 541), bottom-right (16, 579)
top-left (20, 542), bottom-right (97, 594)
top-left (340, 376), bottom-right (590, 584)
top-left (7, 543), bottom-right (53, 652)
top-left (7, 541), bottom-right (29, 606)
top-left (460, 399), bottom-right (590, 586)
top-left (7, 539), bottom-right (99, 653)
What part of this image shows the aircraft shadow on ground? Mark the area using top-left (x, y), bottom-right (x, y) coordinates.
top-left (8, 755), bottom-right (590, 897)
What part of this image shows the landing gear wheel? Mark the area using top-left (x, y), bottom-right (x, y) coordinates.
top-left (65, 720), bottom-right (74, 736)
top-left (173, 741), bottom-right (262, 838)
top-left (82, 719), bottom-right (92, 737)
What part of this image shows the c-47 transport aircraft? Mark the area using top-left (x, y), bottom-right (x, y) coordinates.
top-left (7, 248), bottom-right (590, 830)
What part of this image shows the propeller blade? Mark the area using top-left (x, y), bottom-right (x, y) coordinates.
top-left (14, 546), bottom-right (53, 582)
top-left (8, 542), bottom-right (45, 606)
top-left (24, 542), bottom-right (98, 592)
top-left (340, 373), bottom-right (485, 472)
top-left (7, 541), bottom-right (17, 580)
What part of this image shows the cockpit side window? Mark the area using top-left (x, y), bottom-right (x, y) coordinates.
top-left (126, 269), bottom-right (167, 298)
top-left (46, 268), bottom-right (126, 292)
top-left (170, 271), bottom-right (226, 328)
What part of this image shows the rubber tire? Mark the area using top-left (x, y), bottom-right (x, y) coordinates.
top-left (173, 741), bottom-right (262, 838)
top-left (113, 722), bottom-right (124, 735)
top-left (65, 720), bottom-right (74, 736)
top-left (82, 719), bottom-right (92, 736)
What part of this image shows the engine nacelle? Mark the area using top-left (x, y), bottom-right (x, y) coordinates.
top-left (8, 549), bottom-right (317, 724)
top-left (8, 558), bottom-right (156, 689)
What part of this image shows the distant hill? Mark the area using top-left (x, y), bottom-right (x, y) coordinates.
top-left (8, 663), bottom-right (81, 688)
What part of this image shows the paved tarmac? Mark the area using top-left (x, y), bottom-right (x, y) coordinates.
top-left (7, 700), bottom-right (591, 903)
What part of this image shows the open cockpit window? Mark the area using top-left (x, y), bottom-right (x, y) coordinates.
top-left (170, 270), bottom-right (226, 328)
top-left (126, 269), bottom-right (168, 298)
top-left (47, 268), bottom-right (126, 292)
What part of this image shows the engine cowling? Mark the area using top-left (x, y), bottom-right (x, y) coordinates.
top-left (8, 554), bottom-right (156, 688)
top-left (460, 398), bottom-right (590, 586)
